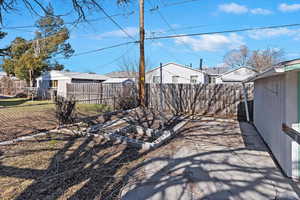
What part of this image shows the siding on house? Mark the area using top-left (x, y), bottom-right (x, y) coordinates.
top-left (37, 70), bottom-right (108, 97)
top-left (253, 72), bottom-right (298, 178)
top-left (146, 63), bottom-right (208, 84)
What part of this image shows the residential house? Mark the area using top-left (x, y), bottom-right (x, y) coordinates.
top-left (36, 70), bottom-right (108, 97)
top-left (104, 71), bottom-right (137, 84)
top-left (146, 63), bottom-right (208, 84)
top-left (203, 66), bottom-right (230, 83)
top-left (246, 58), bottom-right (300, 179)
top-left (0, 71), bottom-right (6, 79)
top-left (215, 67), bottom-right (257, 84)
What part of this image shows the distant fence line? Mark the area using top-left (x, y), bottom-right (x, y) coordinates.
top-left (0, 77), bottom-right (27, 97)
top-left (66, 83), bottom-right (136, 108)
top-left (64, 82), bottom-right (253, 119)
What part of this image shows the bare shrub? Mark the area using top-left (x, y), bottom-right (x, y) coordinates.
top-left (54, 96), bottom-right (76, 126)
top-left (117, 95), bottom-right (138, 110)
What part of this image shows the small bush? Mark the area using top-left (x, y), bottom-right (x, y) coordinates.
top-left (117, 95), bottom-right (139, 110)
top-left (54, 96), bottom-right (76, 126)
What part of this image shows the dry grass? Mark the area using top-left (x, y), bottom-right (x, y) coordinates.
top-left (0, 132), bottom-right (149, 200)
top-left (0, 98), bottom-right (114, 141)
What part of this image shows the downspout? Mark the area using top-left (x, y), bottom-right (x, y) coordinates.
top-left (242, 82), bottom-right (250, 122)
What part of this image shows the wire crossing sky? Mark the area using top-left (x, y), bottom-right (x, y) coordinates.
top-left (1, 0), bottom-right (300, 74)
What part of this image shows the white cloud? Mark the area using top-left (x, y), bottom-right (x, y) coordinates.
top-left (151, 42), bottom-right (163, 47)
top-left (219, 3), bottom-right (272, 15)
top-left (174, 33), bottom-right (244, 52)
top-left (278, 3), bottom-right (300, 12)
top-left (248, 28), bottom-right (300, 40)
top-left (250, 8), bottom-right (272, 15)
top-left (94, 27), bottom-right (138, 39)
top-left (219, 3), bottom-right (248, 14)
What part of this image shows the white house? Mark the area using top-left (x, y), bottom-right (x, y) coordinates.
top-left (216, 67), bottom-right (257, 84)
top-left (36, 70), bottom-right (108, 97)
top-left (246, 58), bottom-right (300, 179)
top-left (104, 71), bottom-right (137, 84)
top-left (203, 66), bottom-right (230, 83)
top-left (0, 71), bottom-right (6, 79)
top-left (146, 63), bottom-right (208, 84)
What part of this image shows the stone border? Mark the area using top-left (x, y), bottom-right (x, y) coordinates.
top-left (89, 118), bottom-right (189, 151)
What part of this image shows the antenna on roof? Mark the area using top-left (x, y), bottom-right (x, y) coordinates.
top-left (199, 58), bottom-right (203, 71)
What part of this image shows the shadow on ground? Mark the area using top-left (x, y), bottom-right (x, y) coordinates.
top-left (0, 112), bottom-right (299, 200)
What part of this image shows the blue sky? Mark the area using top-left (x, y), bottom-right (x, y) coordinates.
top-left (1, 0), bottom-right (300, 74)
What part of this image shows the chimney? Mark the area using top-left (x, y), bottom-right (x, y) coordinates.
top-left (190, 63), bottom-right (193, 68)
top-left (199, 58), bottom-right (203, 71)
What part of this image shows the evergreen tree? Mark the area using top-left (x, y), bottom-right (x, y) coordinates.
top-left (1, 5), bottom-right (74, 86)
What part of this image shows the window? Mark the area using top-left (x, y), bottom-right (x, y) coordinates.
top-left (172, 76), bottom-right (179, 83)
top-left (190, 75), bottom-right (198, 84)
top-left (50, 80), bottom-right (58, 88)
top-left (153, 76), bottom-right (160, 83)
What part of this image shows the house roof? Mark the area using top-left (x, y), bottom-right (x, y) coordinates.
top-left (245, 58), bottom-right (300, 82)
top-left (0, 72), bottom-right (7, 77)
top-left (105, 71), bottom-right (137, 78)
top-left (37, 70), bottom-right (108, 81)
top-left (146, 62), bottom-right (206, 74)
top-left (203, 66), bottom-right (230, 75)
top-left (103, 78), bottom-right (134, 83)
top-left (220, 67), bottom-right (258, 82)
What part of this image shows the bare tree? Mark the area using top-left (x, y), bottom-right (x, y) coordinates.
top-left (223, 45), bottom-right (285, 72)
top-left (0, 0), bottom-right (130, 23)
top-left (117, 56), bottom-right (152, 79)
top-left (249, 48), bottom-right (284, 72)
top-left (223, 45), bottom-right (251, 68)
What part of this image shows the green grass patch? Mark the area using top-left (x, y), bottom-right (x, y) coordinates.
top-left (76, 103), bottom-right (111, 114)
top-left (0, 98), bottom-right (52, 107)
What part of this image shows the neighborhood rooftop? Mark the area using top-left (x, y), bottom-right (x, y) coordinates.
top-left (105, 71), bottom-right (138, 78)
top-left (37, 70), bottom-right (109, 80)
top-left (203, 66), bottom-right (230, 75)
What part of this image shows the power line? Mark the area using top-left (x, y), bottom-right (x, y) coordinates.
top-left (94, 5), bottom-right (136, 41)
top-left (161, 0), bottom-right (202, 7)
top-left (95, 43), bottom-right (137, 68)
top-left (48, 22), bottom-right (300, 59)
top-left (145, 23), bottom-right (300, 40)
top-left (56, 41), bottom-right (138, 59)
top-left (148, 0), bottom-right (201, 58)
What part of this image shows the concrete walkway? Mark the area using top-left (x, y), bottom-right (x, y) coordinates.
top-left (121, 118), bottom-right (300, 200)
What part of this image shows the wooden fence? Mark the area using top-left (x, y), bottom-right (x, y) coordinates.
top-left (0, 77), bottom-right (27, 97)
top-left (146, 83), bottom-right (254, 119)
top-left (66, 83), bottom-right (137, 108)
top-left (65, 82), bottom-right (254, 119)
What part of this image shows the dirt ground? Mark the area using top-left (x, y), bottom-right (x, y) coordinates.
top-left (0, 99), bottom-right (114, 142)
top-left (1, 114), bottom-right (299, 199)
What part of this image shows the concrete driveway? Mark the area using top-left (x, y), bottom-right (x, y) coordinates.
top-left (121, 118), bottom-right (300, 200)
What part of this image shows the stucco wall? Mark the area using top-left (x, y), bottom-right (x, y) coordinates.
top-left (254, 73), bottom-right (298, 177)
top-left (146, 63), bottom-right (207, 84)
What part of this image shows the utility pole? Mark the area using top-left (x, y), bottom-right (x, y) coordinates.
top-left (139, 0), bottom-right (146, 106)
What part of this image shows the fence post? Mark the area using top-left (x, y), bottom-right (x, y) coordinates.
top-left (113, 96), bottom-right (116, 110)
